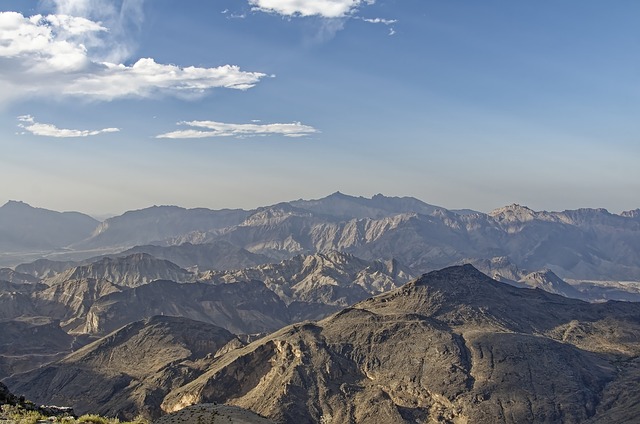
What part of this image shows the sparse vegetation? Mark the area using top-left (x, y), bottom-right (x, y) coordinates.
top-left (0, 405), bottom-right (150, 424)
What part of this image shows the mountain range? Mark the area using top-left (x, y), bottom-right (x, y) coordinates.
top-left (2, 193), bottom-right (640, 423)
top-left (2, 193), bottom-right (639, 281)
top-left (6, 266), bottom-right (639, 423)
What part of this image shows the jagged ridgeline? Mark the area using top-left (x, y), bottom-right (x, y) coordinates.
top-left (2, 193), bottom-right (640, 281)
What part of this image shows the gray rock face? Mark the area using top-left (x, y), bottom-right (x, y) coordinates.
top-left (82, 280), bottom-right (291, 335)
top-left (44, 253), bottom-right (194, 287)
top-left (118, 241), bottom-right (272, 272)
top-left (162, 266), bottom-right (640, 424)
top-left (0, 268), bottom-right (40, 284)
top-left (33, 278), bottom-right (123, 332)
top-left (201, 250), bottom-right (414, 308)
top-left (5, 316), bottom-right (239, 420)
top-left (15, 259), bottom-right (79, 279)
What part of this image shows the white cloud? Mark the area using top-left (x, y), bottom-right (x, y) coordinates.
top-left (248, 1), bottom-right (395, 40)
top-left (45, 0), bottom-right (145, 64)
top-left (17, 115), bottom-right (120, 137)
top-left (0, 10), bottom-right (267, 104)
top-left (249, 0), bottom-right (374, 18)
top-left (65, 59), bottom-right (266, 100)
top-left (156, 120), bottom-right (319, 139)
top-left (359, 17), bottom-right (397, 25)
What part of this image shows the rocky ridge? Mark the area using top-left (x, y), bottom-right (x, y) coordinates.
top-left (161, 265), bottom-right (640, 424)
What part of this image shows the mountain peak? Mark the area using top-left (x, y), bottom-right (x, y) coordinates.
top-left (489, 203), bottom-right (537, 222)
top-left (2, 200), bottom-right (32, 209)
top-left (621, 208), bottom-right (640, 219)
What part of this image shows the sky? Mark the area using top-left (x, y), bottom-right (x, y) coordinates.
top-left (0, 0), bottom-right (639, 216)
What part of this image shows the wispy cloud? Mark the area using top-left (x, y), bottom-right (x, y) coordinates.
top-left (0, 9), bottom-right (267, 105)
top-left (249, 0), bottom-right (375, 18)
top-left (45, 0), bottom-right (145, 63)
top-left (359, 17), bottom-right (397, 25)
top-left (356, 16), bottom-right (397, 36)
top-left (156, 120), bottom-right (319, 139)
top-left (17, 115), bottom-right (120, 137)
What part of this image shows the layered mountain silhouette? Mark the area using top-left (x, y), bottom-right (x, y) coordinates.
top-left (73, 205), bottom-right (249, 250)
top-left (3, 194), bottom-right (640, 423)
top-left (0, 201), bottom-right (97, 252)
top-left (2, 194), bottom-right (640, 281)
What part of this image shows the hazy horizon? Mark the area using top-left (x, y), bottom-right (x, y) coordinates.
top-left (1, 1), bottom-right (638, 216)
top-left (1, 191), bottom-right (638, 220)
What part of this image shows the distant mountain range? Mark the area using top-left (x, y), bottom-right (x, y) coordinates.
top-left (2, 193), bottom-right (640, 281)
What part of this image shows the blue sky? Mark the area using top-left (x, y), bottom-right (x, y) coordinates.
top-left (1, 0), bottom-right (638, 215)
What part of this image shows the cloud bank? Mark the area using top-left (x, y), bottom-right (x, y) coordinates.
top-left (157, 120), bottom-right (319, 139)
top-left (0, 9), bottom-right (266, 104)
top-left (17, 115), bottom-right (120, 137)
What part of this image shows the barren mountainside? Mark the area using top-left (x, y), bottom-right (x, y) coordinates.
top-left (201, 250), bottom-right (414, 307)
top-left (5, 316), bottom-right (238, 420)
top-left (162, 266), bottom-right (640, 424)
top-left (44, 253), bottom-right (194, 287)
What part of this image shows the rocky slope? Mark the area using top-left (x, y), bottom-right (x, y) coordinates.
top-left (15, 258), bottom-right (79, 279)
top-left (117, 241), bottom-right (271, 272)
top-left (0, 316), bottom-right (74, 379)
top-left (81, 280), bottom-right (290, 335)
top-left (44, 253), bottom-right (194, 287)
top-left (201, 251), bottom-right (414, 308)
top-left (33, 278), bottom-right (123, 332)
top-left (5, 316), bottom-right (239, 420)
top-left (0, 268), bottom-right (40, 284)
top-left (162, 265), bottom-right (640, 424)
top-left (154, 404), bottom-right (275, 424)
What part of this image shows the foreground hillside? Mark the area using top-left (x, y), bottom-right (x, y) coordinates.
top-left (161, 266), bottom-right (640, 423)
top-left (5, 316), bottom-right (239, 420)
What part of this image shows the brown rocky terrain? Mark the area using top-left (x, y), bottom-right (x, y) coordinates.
top-left (5, 316), bottom-right (240, 420)
top-left (154, 404), bottom-right (275, 424)
top-left (162, 265), bottom-right (640, 424)
top-left (0, 316), bottom-right (74, 379)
